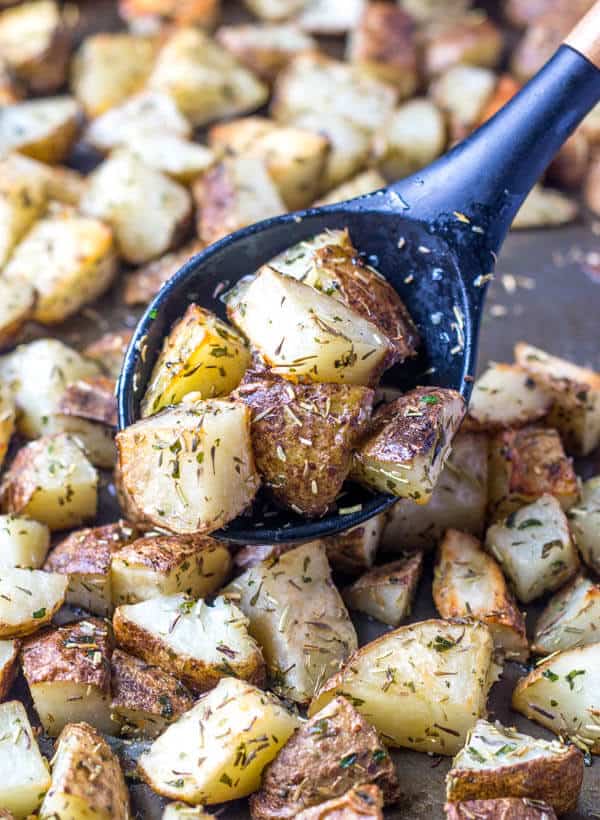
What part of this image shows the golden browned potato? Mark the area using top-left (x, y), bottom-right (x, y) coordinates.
top-left (225, 541), bottom-right (357, 704)
top-left (343, 553), bottom-right (423, 627)
top-left (124, 241), bottom-right (205, 307)
top-left (251, 696), bottom-right (400, 819)
top-left (445, 798), bottom-right (557, 820)
top-left (0, 153), bottom-right (48, 266)
top-left (397, 0), bottom-right (471, 23)
top-left (446, 719), bottom-right (583, 816)
top-left (235, 375), bottom-right (373, 516)
top-left (58, 375), bottom-right (117, 427)
top-left (372, 98), bottom-right (447, 180)
top-left (347, 3), bottom-right (417, 97)
top-left (84, 330), bottom-right (133, 379)
top-left (0, 59), bottom-right (20, 105)
top-left (352, 387), bottom-right (466, 503)
top-left (216, 22), bottom-right (316, 83)
top-left (44, 520), bottom-right (138, 616)
top-left (128, 134), bottom-right (216, 185)
top-left (22, 618), bottom-right (118, 737)
top-left (0, 514), bottom-right (50, 569)
top-left (0, 567), bottom-right (66, 638)
top-left (295, 784), bottom-right (384, 820)
top-left (512, 184), bottom-right (579, 229)
top-left (533, 575), bottom-right (600, 655)
top-left (116, 399), bottom-right (260, 535)
top-left (119, 0), bottom-right (219, 29)
top-left (430, 64), bottom-right (497, 141)
top-left (585, 154), bottom-right (600, 215)
top-left (0, 391), bottom-right (15, 471)
top-left (0, 639), bottom-right (19, 700)
top-left (569, 476), bottom-right (600, 574)
top-left (40, 721), bottom-right (130, 820)
top-left (0, 700), bottom-right (51, 817)
top-left (0, 277), bottom-right (35, 352)
top-left (487, 426), bottom-right (579, 521)
top-left (314, 169), bottom-right (385, 206)
top-left (423, 13), bottom-right (503, 77)
top-left (110, 648), bottom-right (195, 738)
top-left (547, 130), bottom-right (590, 189)
top-left (465, 363), bottom-right (552, 431)
top-left (322, 515), bottom-right (384, 574)
top-left (0, 97), bottom-right (80, 164)
top-left (244, 0), bottom-right (306, 21)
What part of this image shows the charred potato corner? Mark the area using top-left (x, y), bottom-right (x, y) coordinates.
top-left (0, 0), bottom-right (599, 818)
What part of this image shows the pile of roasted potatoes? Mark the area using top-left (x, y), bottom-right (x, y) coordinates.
top-left (1, 0), bottom-right (600, 818)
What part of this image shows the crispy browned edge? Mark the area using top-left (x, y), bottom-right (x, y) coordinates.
top-left (123, 240), bottom-right (206, 306)
top-left (113, 532), bottom-right (231, 574)
top-left (0, 639), bottom-right (20, 700)
top-left (58, 375), bottom-right (117, 426)
top-left (445, 797), bottom-right (557, 820)
top-left (44, 520), bottom-right (138, 576)
top-left (295, 784), bottom-right (384, 820)
top-left (110, 648), bottom-right (194, 720)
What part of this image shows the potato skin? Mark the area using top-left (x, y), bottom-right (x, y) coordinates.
top-left (84, 330), bottom-right (133, 380)
top-left (295, 784), bottom-right (384, 820)
top-left (445, 798), bottom-right (557, 820)
top-left (44, 520), bottom-right (137, 577)
top-left (124, 240), bottom-right (205, 306)
top-left (0, 640), bottom-right (19, 700)
top-left (58, 375), bottom-right (117, 427)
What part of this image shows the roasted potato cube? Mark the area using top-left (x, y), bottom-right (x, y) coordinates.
top-left (296, 0), bottom-right (366, 34)
top-left (22, 618), bottom-right (117, 737)
top-left (1, 434), bottom-right (98, 530)
top-left (0, 391), bottom-right (15, 470)
top-left (228, 267), bottom-right (390, 386)
top-left (485, 494), bottom-right (579, 603)
top-left (244, 0), bottom-right (306, 21)
top-left (129, 134), bottom-right (215, 185)
top-left (235, 376), bottom-right (373, 516)
top-left (446, 718), bottom-right (583, 815)
top-left (71, 33), bottom-right (157, 118)
top-left (314, 169), bottom-right (385, 206)
top-left (110, 649), bottom-right (194, 738)
top-left (430, 65), bottom-right (496, 141)
top-left (148, 27), bottom-right (268, 127)
top-left (343, 553), bottom-right (422, 627)
top-left (309, 619), bottom-right (496, 755)
top-left (272, 53), bottom-right (397, 134)
top-left (195, 156), bottom-right (286, 244)
top-left (216, 22), bottom-right (316, 83)
top-left (84, 330), bottom-right (133, 379)
top-left (0, 640), bottom-right (19, 700)
top-left (352, 387), bottom-right (466, 502)
top-left (0, 97), bottom-right (80, 165)
top-left (512, 642), bottom-right (600, 754)
top-left (372, 98), bottom-right (446, 180)
top-left (19, 159), bottom-right (86, 207)
top-left (225, 541), bottom-right (357, 704)
top-left (0, 700), bottom-right (51, 817)
top-left (296, 785), bottom-right (383, 820)
top-left (0, 276), bottom-right (35, 351)
top-left (0, 0), bottom-right (70, 93)
top-left (512, 184), bottom-right (578, 229)
top-left (251, 695), bottom-right (400, 819)
top-left (116, 399), bottom-right (260, 535)
top-left (163, 804), bottom-right (216, 820)
top-left (142, 305), bottom-right (250, 417)
top-left (119, 0), bottom-right (219, 29)
top-left (0, 59), bottom-right (20, 106)
top-left (0, 568), bottom-right (66, 638)
top-left (514, 342), bottom-right (600, 456)
top-left (113, 593), bottom-right (264, 692)
top-left (57, 375), bottom-right (118, 465)
top-left (81, 150), bottom-right (192, 265)
top-left (434, 530), bottom-right (528, 661)
top-left (40, 721), bottom-right (129, 820)
top-left (3, 205), bottom-right (117, 325)
top-left (0, 514), bottom-right (50, 569)
top-left (111, 533), bottom-right (231, 606)
top-left (398, 0), bottom-right (470, 23)
top-left (532, 575), bottom-right (600, 655)
top-left (569, 476), bottom-right (600, 574)
top-left (487, 426), bottom-right (579, 521)
top-left (423, 13), bottom-right (503, 77)
top-left (445, 797), bottom-right (557, 820)
top-left (465, 363), bottom-right (552, 431)
top-left (44, 521), bottom-right (137, 617)
top-left (347, 3), bottom-right (417, 97)
top-left (323, 515), bottom-right (384, 574)
top-left (0, 153), bottom-right (48, 266)
top-left (124, 241), bottom-right (205, 307)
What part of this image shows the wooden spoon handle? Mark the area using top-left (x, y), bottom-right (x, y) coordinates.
top-left (565, 1), bottom-right (600, 69)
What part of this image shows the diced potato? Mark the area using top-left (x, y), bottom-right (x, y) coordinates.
top-left (110, 649), bottom-right (195, 738)
top-left (295, 785), bottom-right (383, 820)
top-left (119, 0), bottom-right (219, 29)
top-left (532, 575), bottom-right (600, 655)
top-left (347, 3), bottom-right (417, 96)
top-left (485, 494), bottom-right (579, 604)
top-left (57, 375), bottom-right (118, 469)
top-left (309, 619), bottom-right (496, 755)
top-left (430, 64), bottom-right (496, 140)
top-left (40, 721), bottom-right (129, 820)
top-left (514, 342), bottom-right (600, 456)
top-left (512, 184), bottom-right (579, 229)
top-left (398, 0), bottom-right (470, 23)
top-left (81, 150), bottom-right (192, 265)
top-left (569, 476), bottom-right (600, 574)
top-left (0, 568), bottom-right (66, 638)
top-left (0, 700), bottom-right (51, 818)
top-left (163, 805), bottom-right (216, 820)
top-left (84, 91), bottom-right (192, 153)
top-left (433, 530), bottom-right (528, 661)
top-left (3, 205), bottom-right (117, 325)
top-left (111, 533), bottom-right (231, 606)
top-left (0, 640), bottom-right (19, 700)
top-left (124, 241), bottom-right (205, 307)
top-left (343, 553), bottom-right (422, 627)
top-left (0, 97), bottom-right (80, 164)
top-left (372, 98), bottom-right (446, 180)
top-left (194, 156), bottom-right (286, 244)
top-left (228, 267), bottom-right (390, 386)
top-left (129, 134), bottom-right (215, 185)
top-left (445, 798), bottom-right (557, 820)
top-left (0, 276), bottom-right (35, 350)
top-left (216, 22), bottom-right (316, 83)
top-left (251, 695), bottom-right (400, 819)
top-left (465, 363), bottom-right (552, 431)
top-left (297, 0), bottom-right (365, 34)
top-left (423, 13), bottom-right (503, 77)
top-left (22, 618), bottom-right (118, 737)
top-left (322, 515), bottom-right (384, 574)
top-left (244, 0), bottom-right (306, 21)
top-left (142, 305), bottom-right (250, 417)
top-left (0, 391), bottom-right (15, 470)
top-left (225, 541), bottom-right (357, 704)
top-left (0, 153), bottom-right (48, 266)
top-left (113, 593), bottom-right (265, 692)
top-left (148, 27), bottom-right (268, 127)
top-left (446, 718), bottom-right (583, 815)
top-left (314, 169), bottom-right (385, 206)
top-left (84, 330), bottom-right (133, 380)
top-left (512, 642), bottom-right (600, 754)
top-left (44, 521), bottom-right (138, 617)
top-left (71, 33), bottom-right (157, 118)
top-left (116, 399), bottom-right (260, 535)
top-left (1, 434), bottom-right (98, 530)
top-left (138, 677), bottom-right (300, 803)
top-left (0, 514), bottom-right (50, 569)
top-left (352, 387), bottom-right (466, 502)
top-left (487, 426), bottom-right (579, 521)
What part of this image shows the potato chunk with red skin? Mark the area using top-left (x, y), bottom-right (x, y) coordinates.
top-left (343, 553), bottom-right (423, 627)
top-left (445, 798), bottom-right (557, 820)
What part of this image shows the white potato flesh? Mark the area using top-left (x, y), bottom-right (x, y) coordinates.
top-left (430, 64), bottom-right (496, 133)
top-left (297, 0), bottom-right (365, 34)
top-left (228, 267), bottom-right (390, 385)
top-left (116, 400), bottom-right (259, 534)
top-left (372, 98), bottom-right (446, 179)
top-left (533, 575), bottom-right (600, 655)
top-left (52, 417), bottom-right (116, 470)
top-left (30, 681), bottom-right (117, 738)
top-left (512, 185), bottom-right (578, 229)
top-left (0, 700), bottom-right (50, 818)
top-left (343, 554), bottom-right (422, 626)
top-left (0, 0), bottom-right (65, 85)
top-left (0, 153), bottom-right (48, 266)
top-left (324, 514), bottom-right (384, 574)
top-left (0, 391), bottom-right (15, 471)
top-left (512, 643), bottom-right (600, 753)
top-left (309, 619), bottom-right (496, 755)
top-left (0, 568), bottom-right (66, 638)
top-left (0, 277), bottom-right (35, 350)
top-left (0, 96), bottom-right (79, 163)
top-left (81, 150), bottom-right (191, 265)
top-left (315, 170), bottom-right (386, 206)
top-left (0, 515), bottom-right (50, 569)
top-left (130, 134), bottom-right (215, 184)
top-left (139, 677), bottom-right (300, 803)
top-left (569, 476), bottom-right (600, 574)
top-left (399, 0), bottom-right (470, 22)
top-left (244, 0), bottom-right (306, 21)
top-left (467, 363), bottom-right (552, 430)
top-left (485, 494), bottom-right (579, 603)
